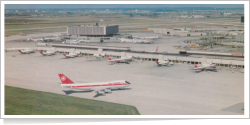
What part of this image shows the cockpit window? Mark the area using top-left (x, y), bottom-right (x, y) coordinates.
top-left (125, 81), bottom-right (131, 84)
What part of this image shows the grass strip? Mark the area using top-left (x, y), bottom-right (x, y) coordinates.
top-left (5, 85), bottom-right (140, 115)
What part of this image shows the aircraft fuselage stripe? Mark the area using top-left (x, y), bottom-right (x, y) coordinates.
top-left (195, 65), bottom-right (216, 70)
top-left (71, 83), bottom-right (129, 88)
top-left (109, 59), bottom-right (132, 62)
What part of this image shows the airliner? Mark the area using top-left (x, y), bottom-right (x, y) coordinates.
top-left (20, 31), bottom-right (26, 36)
top-left (108, 56), bottom-right (133, 64)
top-left (156, 58), bottom-right (171, 66)
top-left (133, 39), bottom-right (153, 44)
top-left (191, 62), bottom-right (217, 72)
top-left (133, 36), bottom-right (159, 39)
top-left (63, 52), bottom-right (79, 58)
top-left (30, 37), bottom-right (55, 42)
top-left (18, 49), bottom-right (35, 54)
top-left (58, 74), bottom-right (131, 95)
top-left (148, 47), bottom-right (158, 53)
top-left (40, 50), bottom-right (56, 56)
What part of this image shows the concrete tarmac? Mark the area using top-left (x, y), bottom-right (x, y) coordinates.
top-left (5, 50), bottom-right (244, 115)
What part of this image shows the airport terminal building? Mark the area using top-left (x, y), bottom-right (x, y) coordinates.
top-left (67, 23), bottom-right (119, 37)
top-left (63, 23), bottom-right (132, 43)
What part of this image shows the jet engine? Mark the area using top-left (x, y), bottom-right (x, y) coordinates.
top-left (96, 91), bottom-right (105, 95)
top-left (104, 89), bottom-right (112, 93)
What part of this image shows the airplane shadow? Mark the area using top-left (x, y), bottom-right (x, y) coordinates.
top-left (63, 88), bottom-right (132, 98)
top-left (62, 90), bottom-right (93, 95)
top-left (61, 58), bottom-right (75, 59)
top-left (85, 59), bottom-right (102, 61)
top-left (93, 94), bottom-right (106, 98)
top-left (93, 88), bottom-right (132, 98)
top-left (111, 88), bottom-right (132, 91)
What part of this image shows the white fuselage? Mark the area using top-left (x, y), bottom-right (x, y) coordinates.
top-left (156, 59), bottom-right (170, 66)
top-left (18, 49), bottom-right (35, 54)
top-left (41, 51), bottom-right (55, 56)
top-left (194, 64), bottom-right (217, 71)
top-left (63, 53), bottom-right (78, 58)
top-left (61, 80), bottom-right (130, 91)
top-left (108, 57), bottom-right (132, 63)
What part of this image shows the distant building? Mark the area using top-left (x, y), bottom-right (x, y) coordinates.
top-left (35, 10), bottom-right (38, 12)
top-left (223, 13), bottom-right (231, 16)
top-left (167, 16), bottom-right (175, 18)
top-left (26, 10), bottom-right (30, 13)
top-left (241, 16), bottom-right (244, 23)
top-left (177, 16), bottom-right (189, 18)
top-left (192, 15), bottom-right (205, 18)
top-left (67, 23), bottom-right (119, 36)
top-left (15, 10), bottom-right (18, 13)
top-left (173, 27), bottom-right (186, 31)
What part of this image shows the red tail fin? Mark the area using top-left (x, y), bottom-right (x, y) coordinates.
top-left (40, 51), bottom-right (44, 55)
top-left (18, 49), bottom-right (23, 53)
top-left (155, 47), bottom-right (158, 52)
top-left (194, 62), bottom-right (197, 68)
top-left (108, 56), bottom-right (111, 60)
top-left (63, 53), bottom-right (67, 57)
top-left (156, 61), bottom-right (161, 66)
top-left (58, 74), bottom-right (74, 84)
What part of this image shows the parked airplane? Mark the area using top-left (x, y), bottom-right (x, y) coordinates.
top-left (156, 58), bottom-right (173, 66)
top-left (190, 62), bottom-right (217, 72)
top-left (108, 56), bottom-right (133, 64)
top-left (133, 36), bottom-right (159, 39)
top-left (43, 37), bottom-right (56, 42)
top-left (63, 52), bottom-right (79, 58)
top-left (18, 49), bottom-right (35, 54)
top-left (29, 36), bottom-right (56, 42)
top-left (40, 50), bottom-right (56, 56)
top-left (20, 31), bottom-right (26, 36)
top-left (134, 39), bottom-right (153, 44)
top-left (28, 37), bottom-right (43, 41)
top-left (148, 47), bottom-right (158, 53)
top-left (58, 74), bottom-right (131, 95)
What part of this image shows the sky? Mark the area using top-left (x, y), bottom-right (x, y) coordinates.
top-left (5, 4), bottom-right (244, 10)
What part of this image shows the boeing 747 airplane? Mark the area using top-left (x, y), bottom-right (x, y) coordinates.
top-left (58, 74), bottom-right (131, 95)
